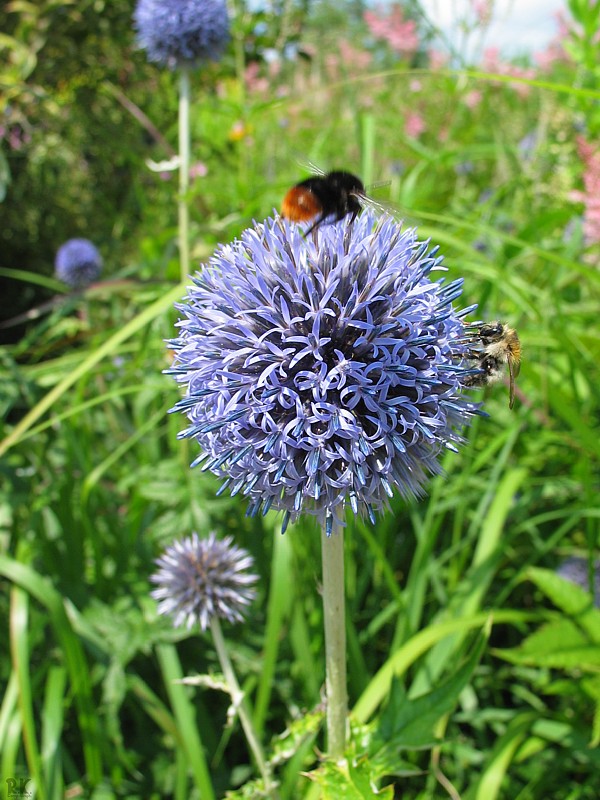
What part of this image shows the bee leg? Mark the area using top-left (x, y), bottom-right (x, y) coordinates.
top-left (303, 214), bottom-right (327, 237)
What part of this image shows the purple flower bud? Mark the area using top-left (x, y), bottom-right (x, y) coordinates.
top-left (151, 532), bottom-right (258, 630)
top-left (54, 239), bottom-right (102, 288)
top-left (134, 0), bottom-right (230, 69)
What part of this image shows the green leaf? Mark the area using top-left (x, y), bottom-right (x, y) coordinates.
top-left (526, 566), bottom-right (600, 642)
top-left (495, 618), bottom-right (600, 670)
top-left (354, 610), bottom-right (531, 723)
top-left (270, 708), bottom-right (323, 768)
top-left (369, 625), bottom-right (489, 772)
top-left (581, 675), bottom-right (600, 746)
top-left (155, 644), bottom-right (216, 800)
top-left (305, 758), bottom-right (395, 799)
top-left (494, 568), bottom-right (600, 673)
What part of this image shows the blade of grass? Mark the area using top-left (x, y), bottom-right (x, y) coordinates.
top-left (0, 267), bottom-right (64, 292)
top-left (465, 712), bottom-right (537, 800)
top-left (0, 673), bottom-right (19, 759)
top-left (16, 385), bottom-right (154, 443)
top-left (0, 281), bottom-right (185, 457)
top-left (411, 466), bottom-right (528, 697)
top-left (81, 407), bottom-right (164, 504)
top-left (10, 585), bottom-right (45, 799)
top-left (1, 710), bottom-right (23, 797)
top-left (0, 557), bottom-right (103, 784)
top-left (353, 609), bottom-right (537, 723)
top-left (41, 666), bottom-right (67, 800)
top-left (289, 604), bottom-right (320, 702)
top-left (254, 529), bottom-right (294, 737)
top-left (155, 643), bottom-right (216, 800)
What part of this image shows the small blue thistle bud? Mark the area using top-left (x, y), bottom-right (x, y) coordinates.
top-left (54, 238), bottom-right (102, 288)
top-left (151, 532), bottom-right (258, 630)
top-left (134, 0), bottom-right (230, 69)
top-left (167, 212), bottom-right (482, 533)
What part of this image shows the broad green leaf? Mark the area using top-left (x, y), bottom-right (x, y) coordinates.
top-left (370, 625), bottom-right (489, 772)
top-left (495, 618), bottom-right (600, 670)
top-left (526, 566), bottom-right (600, 642)
top-left (305, 758), bottom-right (395, 799)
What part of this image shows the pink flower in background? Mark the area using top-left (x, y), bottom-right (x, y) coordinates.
top-left (481, 46), bottom-right (499, 70)
top-left (534, 11), bottom-right (571, 70)
top-left (472, 0), bottom-right (492, 25)
top-left (268, 59), bottom-right (281, 79)
top-left (464, 89), bottom-right (483, 109)
top-left (481, 47), bottom-right (535, 97)
top-left (244, 61), bottom-right (269, 94)
top-left (404, 112), bottom-right (426, 138)
top-left (570, 136), bottom-right (600, 245)
top-left (4, 125), bottom-right (31, 151)
top-left (364, 3), bottom-right (419, 58)
top-left (535, 43), bottom-right (566, 71)
top-left (189, 161), bottom-right (208, 180)
top-left (338, 38), bottom-right (373, 72)
top-left (428, 49), bottom-right (448, 70)
top-left (324, 52), bottom-right (340, 81)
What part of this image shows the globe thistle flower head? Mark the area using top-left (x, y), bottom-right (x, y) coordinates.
top-left (556, 557), bottom-right (600, 607)
top-left (167, 211), bottom-right (483, 534)
top-left (134, 0), bottom-right (230, 69)
top-left (151, 532), bottom-right (258, 630)
top-left (54, 238), bottom-right (103, 288)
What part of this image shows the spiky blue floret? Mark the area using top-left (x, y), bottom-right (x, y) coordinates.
top-left (151, 532), bottom-right (258, 630)
top-left (168, 211), bottom-right (481, 531)
top-left (54, 239), bottom-right (102, 288)
top-left (134, 0), bottom-right (229, 68)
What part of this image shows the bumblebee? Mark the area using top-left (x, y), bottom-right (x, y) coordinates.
top-left (281, 170), bottom-right (365, 235)
top-left (463, 322), bottom-right (521, 409)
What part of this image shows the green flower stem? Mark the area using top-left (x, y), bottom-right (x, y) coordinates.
top-left (210, 617), bottom-right (274, 794)
top-left (321, 521), bottom-right (347, 759)
top-left (178, 66), bottom-right (191, 283)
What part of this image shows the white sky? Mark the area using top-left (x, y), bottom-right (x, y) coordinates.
top-left (418, 0), bottom-right (566, 58)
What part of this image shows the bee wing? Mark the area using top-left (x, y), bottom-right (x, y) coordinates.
top-left (507, 357), bottom-right (517, 409)
top-left (296, 159), bottom-right (326, 177)
top-left (358, 193), bottom-right (419, 227)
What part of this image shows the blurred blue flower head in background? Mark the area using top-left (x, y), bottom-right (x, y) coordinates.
top-left (167, 212), bottom-right (482, 534)
top-left (134, 0), bottom-right (230, 69)
top-left (54, 238), bottom-right (102, 288)
top-left (556, 556), bottom-right (600, 607)
top-left (151, 532), bottom-right (258, 631)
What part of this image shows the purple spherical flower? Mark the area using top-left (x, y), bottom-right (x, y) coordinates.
top-left (54, 238), bottom-right (102, 288)
top-left (134, 0), bottom-right (229, 69)
top-left (167, 211), bottom-right (482, 533)
top-left (556, 557), bottom-right (600, 607)
top-left (151, 532), bottom-right (258, 630)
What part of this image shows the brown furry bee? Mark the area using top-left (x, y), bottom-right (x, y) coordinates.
top-left (463, 322), bottom-right (522, 409)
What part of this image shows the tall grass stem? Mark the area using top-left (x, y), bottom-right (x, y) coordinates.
top-left (178, 67), bottom-right (191, 283)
